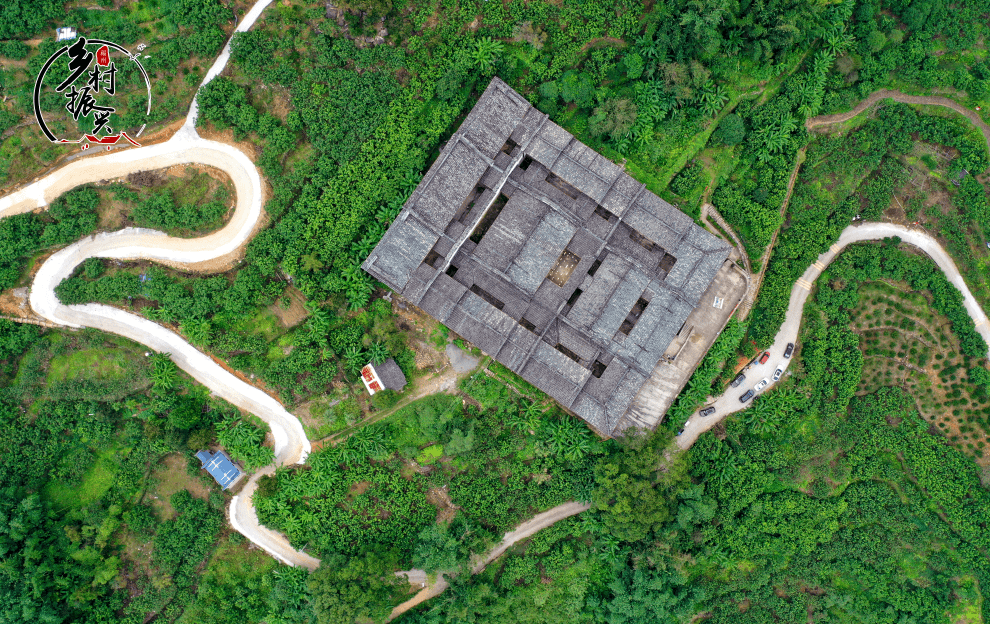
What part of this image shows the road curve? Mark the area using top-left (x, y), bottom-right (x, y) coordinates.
top-left (677, 222), bottom-right (990, 449)
top-left (12, 137), bottom-right (318, 566)
top-left (0, 0), bottom-right (320, 569)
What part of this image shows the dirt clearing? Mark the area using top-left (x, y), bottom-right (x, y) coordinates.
top-left (269, 285), bottom-right (309, 327)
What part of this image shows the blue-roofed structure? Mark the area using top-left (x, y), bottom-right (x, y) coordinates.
top-left (195, 450), bottom-right (242, 489)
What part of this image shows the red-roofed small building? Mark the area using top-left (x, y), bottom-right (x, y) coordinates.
top-left (360, 358), bottom-right (407, 396)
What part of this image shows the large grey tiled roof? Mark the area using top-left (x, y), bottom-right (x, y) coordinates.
top-left (363, 78), bottom-right (731, 437)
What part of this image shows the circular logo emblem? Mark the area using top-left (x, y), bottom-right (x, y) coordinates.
top-left (33, 36), bottom-right (152, 150)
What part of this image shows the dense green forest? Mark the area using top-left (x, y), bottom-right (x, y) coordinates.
top-left (1, 0), bottom-right (990, 622)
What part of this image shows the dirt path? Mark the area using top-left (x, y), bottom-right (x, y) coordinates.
top-left (387, 501), bottom-right (591, 621)
top-left (732, 145), bottom-right (806, 322)
top-left (310, 367), bottom-right (459, 451)
top-left (701, 202), bottom-right (753, 308)
top-left (806, 89), bottom-right (990, 167)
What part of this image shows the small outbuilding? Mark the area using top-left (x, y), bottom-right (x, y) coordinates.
top-left (56, 27), bottom-right (77, 42)
top-left (360, 358), bottom-right (407, 395)
top-left (195, 450), bottom-right (242, 489)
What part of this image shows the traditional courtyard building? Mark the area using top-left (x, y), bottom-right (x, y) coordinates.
top-left (363, 78), bottom-right (747, 436)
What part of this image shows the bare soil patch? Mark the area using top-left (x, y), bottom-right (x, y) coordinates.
top-left (393, 298), bottom-right (448, 372)
top-left (348, 480), bottom-right (372, 497)
top-left (0, 287), bottom-right (30, 318)
top-left (146, 453), bottom-right (212, 520)
top-left (426, 486), bottom-right (459, 524)
top-left (197, 124), bottom-right (262, 161)
top-left (269, 285), bottom-right (309, 328)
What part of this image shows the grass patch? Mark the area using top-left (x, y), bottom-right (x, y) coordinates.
top-left (232, 307), bottom-right (284, 342)
top-left (303, 397), bottom-right (362, 439)
top-left (947, 574), bottom-right (985, 624)
top-left (45, 451), bottom-right (117, 509)
top-left (416, 444), bottom-right (444, 464)
top-left (47, 346), bottom-right (133, 384)
top-left (144, 453), bottom-right (214, 521)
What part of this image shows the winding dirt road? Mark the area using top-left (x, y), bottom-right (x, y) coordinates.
top-left (1, 0), bottom-right (588, 576)
top-left (0, 0), bottom-right (323, 569)
top-left (677, 222), bottom-right (990, 449)
top-left (681, 89), bottom-right (990, 447)
top-left (806, 89), bottom-right (990, 157)
top-left (10, 15), bottom-right (986, 607)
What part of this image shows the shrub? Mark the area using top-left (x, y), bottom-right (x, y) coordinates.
top-left (371, 389), bottom-right (400, 410)
top-left (712, 113), bottom-right (745, 146)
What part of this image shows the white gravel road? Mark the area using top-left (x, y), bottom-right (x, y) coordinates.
top-left (180, 0), bottom-right (274, 134)
top-left (0, 0), bottom-right (320, 569)
top-left (17, 138), bottom-right (316, 566)
top-left (677, 222), bottom-right (990, 449)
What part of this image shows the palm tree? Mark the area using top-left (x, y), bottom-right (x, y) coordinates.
top-left (562, 432), bottom-right (592, 461)
top-left (698, 81), bottom-right (728, 117)
top-left (823, 23), bottom-right (854, 57)
top-left (305, 301), bottom-right (330, 327)
top-left (353, 236), bottom-right (376, 260)
top-left (521, 400), bottom-right (546, 433)
top-left (472, 37), bottom-right (504, 74)
top-left (350, 426), bottom-right (390, 459)
top-left (507, 406), bottom-right (529, 433)
top-left (344, 345), bottom-right (366, 375)
top-left (282, 514), bottom-right (303, 538)
top-left (152, 305), bottom-right (176, 323)
top-left (300, 253), bottom-right (324, 272)
top-left (337, 443), bottom-right (359, 465)
top-left (399, 169), bottom-right (420, 195)
top-left (366, 221), bottom-right (386, 241)
top-left (375, 205), bottom-right (393, 224)
top-left (347, 282), bottom-right (373, 310)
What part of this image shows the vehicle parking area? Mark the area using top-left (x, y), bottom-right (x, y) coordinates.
top-left (620, 260), bottom-right (749, 431)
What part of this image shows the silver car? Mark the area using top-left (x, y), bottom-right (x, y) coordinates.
top-left (755, 378), bottom-right (769, 391)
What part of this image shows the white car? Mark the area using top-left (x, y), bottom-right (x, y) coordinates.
top-left (755, 378), bottom-right (769, 391)
top-left (772, 368), bottom-right (783, 381)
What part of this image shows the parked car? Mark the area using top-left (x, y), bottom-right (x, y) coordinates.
top-left (700, 406), bottom-right (716, 417)
top-left (739, 390), bottom-right (754, 402)
top-left (755, 378), bottom-right (769, 391)
top-left (730, 373), bottom-right (746, 388)
top-left (784, 343), bottom-right (795, 358)
top-left (772, 367), bottom-right (783, 381)
top-left (759, 351), bottom-right (770, 364)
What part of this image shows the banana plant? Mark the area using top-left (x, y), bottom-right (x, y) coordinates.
top-left (368, 341), bottom-right (389, 365)
top-left (150, 352), bottom-right (176, 390)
